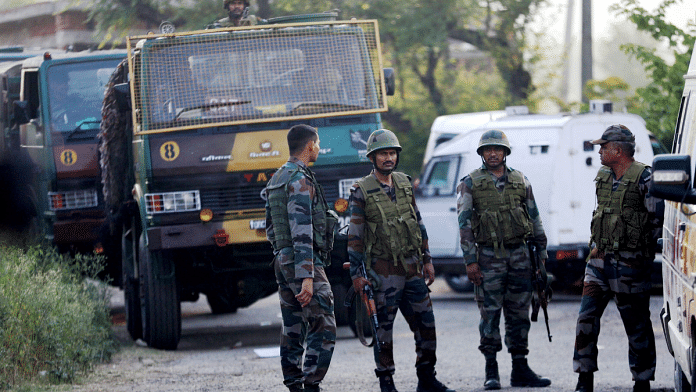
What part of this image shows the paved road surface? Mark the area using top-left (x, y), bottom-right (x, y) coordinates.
top-left (75, 279), bottom-right (673, 391)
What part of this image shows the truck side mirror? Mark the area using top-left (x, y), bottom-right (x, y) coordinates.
top-left (113, 83), bottom-right (132, 112)
top-left (651, 154), bottom-right (696, 203)
top-left (13, 100), bottom-right (30, 125)
top-left (383, 68), bottom-right (395, 96)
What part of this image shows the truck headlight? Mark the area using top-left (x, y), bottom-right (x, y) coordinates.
top-left (145, 190), bottom-right (200, 214)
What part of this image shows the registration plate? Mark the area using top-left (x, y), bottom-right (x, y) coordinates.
top-left (249, 219), bottom-right (266, 230)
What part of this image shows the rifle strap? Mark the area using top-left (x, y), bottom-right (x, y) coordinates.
top-left (345, 286), bottom-right (378, 348)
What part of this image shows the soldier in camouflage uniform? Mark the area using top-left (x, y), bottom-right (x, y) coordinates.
top-left (265, 124), bottom-right (337, 392)
top-left (573, 125), bottom-right (663, 392)
top-left (347, 129), bottom-right (455, 392)
top-left (457, 130), bottom-right (551, 390)
top-left (217, 0), bottom-right (260, 27)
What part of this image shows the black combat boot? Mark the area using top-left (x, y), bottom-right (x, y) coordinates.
top-left (287, 383), bottom-right (303, 392)
top-left (510, 358), bottom-right (551, 388)
top-left (416, 365), bottom-right (456, 392)
top-left (633, 380), bottom-right (650, 392)
top-left (376, 370), bottom-right (398, 392)
top-left (484, 357), bottom-right (501, 390)
top-left (303, 383), bottom-right (320, 392)
top-left (574, 372), bottom-right (593, 392)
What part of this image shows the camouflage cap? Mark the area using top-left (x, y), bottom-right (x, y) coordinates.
top-left (591, 124), bottom-right (635, 145)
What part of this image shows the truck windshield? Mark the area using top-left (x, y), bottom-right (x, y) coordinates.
top-left (47, 59), bottom-right (122, 133)
top-left (136, 25), bottom-right (384, 131)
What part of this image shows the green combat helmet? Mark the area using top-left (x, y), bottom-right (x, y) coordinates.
top-left (366, 129), bottom-right (402, 156)
top-left (477, 129), bottom-right (511, 156)
top-left (223, 0), bottom-right (249, 9)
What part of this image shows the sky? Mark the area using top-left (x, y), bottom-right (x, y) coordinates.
top-left (531, 0), bottom-right (694, 40)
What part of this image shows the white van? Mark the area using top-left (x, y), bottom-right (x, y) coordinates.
top-left (650, 44), bottom-right (696, 391)
top-left (417, 104), bottom-right (655, 292)
top-left (422, 109), bottom-right (509, 166)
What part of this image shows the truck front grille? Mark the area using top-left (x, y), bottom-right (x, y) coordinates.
top-left (199, 182), bottom-right (340, 211)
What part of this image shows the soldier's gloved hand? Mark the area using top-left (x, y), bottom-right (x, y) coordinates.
top-left (466, 262), bottom-right (483, 286)
top-left (423, 262), bottom-right (435, 286)
top-left (352, 276), bottom-right (371, 294)
top-left (296, 277), bottom-right (314, 308)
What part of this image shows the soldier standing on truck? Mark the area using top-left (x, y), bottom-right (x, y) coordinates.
top-left (265, 124), bottom-right (336, 392)
top-left (573, 125), bottom-right (663, 392)
top-left (217, 0), bottom-right (259, 27)
top-left (456, 130), bottom-right (551, 390)
top-left (347, 129), bottom-right (455, 392)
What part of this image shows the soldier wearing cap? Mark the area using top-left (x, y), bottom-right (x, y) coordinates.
top-left (347, 129), bottom-right (455, 392)
top-left (573, 125), bottom-right (663, 392)
top-left (456, 129), bottom-right (551, 390)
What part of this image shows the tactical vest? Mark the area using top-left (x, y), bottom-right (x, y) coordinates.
top-left (265, 162), bottom-right (336, 264)
top-left (357, 172), bottom-right (422, 270)
top-left (590, 162), bottom-right (650, 253)
top-left (470, 168), bottom-right (533, 257)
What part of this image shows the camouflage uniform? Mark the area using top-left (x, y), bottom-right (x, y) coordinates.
top-left (573, 163), bottom-right (662, 382)
top-left (265, 156), bottom-right (336, 390)
top-left (347, 171), bottom-right (437, 376)
top-left (216, 14), bottom-right (259, 27)
top-left (456, 165), bottom-right (548, 358)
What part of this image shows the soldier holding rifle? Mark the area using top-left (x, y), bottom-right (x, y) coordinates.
top-left (456, 130), bottom-right (551, 390)
top-left (347, 129), bottom-right (454, 392)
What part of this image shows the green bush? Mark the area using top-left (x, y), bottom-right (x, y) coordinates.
top-left (0, 245), bottom-right (117, 389)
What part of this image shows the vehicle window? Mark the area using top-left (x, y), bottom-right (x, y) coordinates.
top-left (47, 59), bottom-right (122, 132)
top-left (649, 135), bottom-right (669, 155)
top-left (672, 94), bottom-right (688, 153)
top-left (419, 155), bottom-right (460, 197)
top-left (143, 34), bottom-right (371, 126)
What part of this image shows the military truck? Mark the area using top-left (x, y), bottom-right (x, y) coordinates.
top-left (100, 13), bottom-right (394, 349)
top-left (5, 51), bottom-right (125, 264)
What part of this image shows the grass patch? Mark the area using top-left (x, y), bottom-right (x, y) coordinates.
top-left (0, 243), bottom-right (117, 390)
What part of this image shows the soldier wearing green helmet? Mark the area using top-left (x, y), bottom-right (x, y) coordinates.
top-left (477, 129), bottom-right (511, 156)
top-left (348, 129), bottom-right (455, 392)
top-left (217, 0), bottom-right (259, 27)
top-left (457, 130), bottom-right (551, 390)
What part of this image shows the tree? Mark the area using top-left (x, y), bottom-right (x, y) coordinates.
top-left (611, 0), bottom-right (695, 148)
top-left (447, 0), bottom-right (544, 103)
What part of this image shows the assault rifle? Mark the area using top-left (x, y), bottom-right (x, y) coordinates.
top-left (527, 238), bottom-right (552, 342)
top-left (343, 261), bottom-right (381, 351)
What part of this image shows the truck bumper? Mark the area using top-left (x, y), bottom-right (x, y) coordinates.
top-left (431, 257), bottom-right (466, 275)
top-left (146, 220), bottom-right (267, 250)
top-left (52, 218), bottom-right (104, 244)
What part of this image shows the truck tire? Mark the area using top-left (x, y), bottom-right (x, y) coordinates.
top-left (121, 221), bottom-right (142, 341)
top-left (139, 233), bottom-right (181, 350)
top-left (331, 282), bottom-right (349, 326)
top-left (675, 359), bottom-right (691, 392)
top-left (444, 274), bottom-right (474, 293)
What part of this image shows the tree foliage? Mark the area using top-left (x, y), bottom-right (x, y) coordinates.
top-left (611, 0), bottom-right (696, 148)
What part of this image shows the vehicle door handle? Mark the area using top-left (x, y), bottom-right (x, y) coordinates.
top-left (449, 207), bottom-right (456, 212)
